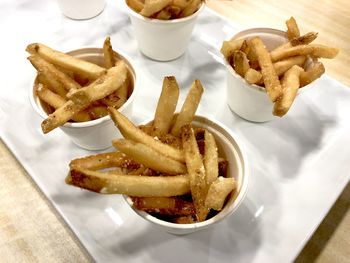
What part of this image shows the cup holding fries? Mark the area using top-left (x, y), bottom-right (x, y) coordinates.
top-left (125, 0), bottom-right (205, 61)
top-left (29, 46), bottom-right (139, 150)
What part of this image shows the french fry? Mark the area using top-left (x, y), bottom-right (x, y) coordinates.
top-left (114, 80), bottom-right (129, 108)
top-left (68, 168), bottom-right (190, 197)
top-left (166, 5), bottom-right (182, 17)
top-left (250, 37), bottom-right (282, 102)
top-left (204, 130), bottom-right (218, 186)
top-left (170, 79), bottom-right (204, 137)
top-left (26, 43), bottom-right (106, 79)
top-left (179, 0), bottom-right (201, 18)
top-left (270, 44), bottom-right (340, 62)
top-left (108, 107), bottom-right (185, 163)
top-left (153, 76), bottom-right (180, 136)
top-left (68, 61), bottom-right (127, 107)
top-left (220, 39), bottom-right (244, 61)
top-left (182, 125), bottom-right (209, 222)
top-left (37, 74), bottom-right (67, 99)
top-left (113, 139), bottom-right (187, 174)
top-left (173, 0), bottom-right (189, 10)
top-left (286, 16), bottom-right (300, 40)
top-left (274, 55), bottom-right (306, 76)
top-left (273, 65), bottom-right (303, 117)
top-left (156, 9), bottom-right (172, 20)
top-left (127, 0), bottom-right (145, 12)
top-left (244, 68), bottom-right (262, 84)
top-left (36, 83), bottom-right (67, 109)
top-left (205, 177), bottom-right (236, 211)
top-left (88, 105), bottom-right (109, 119)
top-left (173, 215), bottom-right (196, 224)
top-left (140, 0), bottom-right (172, 17)
top-left (300, 62), bottom-right (325, 87)
top-left (273, 32), bottom-right (318, 52)
top-left (103, 36), bottom-right (117, 69)
top-left (233, 50), bottom-right (250, 77)
top-left (29, 55), bottom-right (81, 92)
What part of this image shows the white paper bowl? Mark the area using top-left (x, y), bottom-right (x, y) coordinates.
top-left (57, 0), bottom-right (106, 20)
top-left (125, 1), bottom-right (204, 61)
top-left (124, 115), bottom-right (248, 235)
top-left (30, 47), bottom-right (138, 150)
top-left (224, 28), bottom-right (316, 122)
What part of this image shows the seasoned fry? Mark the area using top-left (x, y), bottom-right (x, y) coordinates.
top-left (182, 125), bottom-right (209, 221)
top-left (244, 68), bottom-right (262, 84)
top-left (273, 65), bottom-right (303, 117)
top-left (220, 39), bottom-right (244, 60)
top-left (36, 83), bottom-right (67, 109)
top-left (170, 79), bottom-right (204, 137)
top-left (233, 50), bottom-right (250, 77)
top-left (250, 37), bottom-right (282, 102)
top-left (103, 36), bottom-right (117, 69)
top-left (108, 107), bottom-right (185, 163)
top-left (68, 168), bottom-right (190, 197)
top-left (205, 177), bottom-right (236, 211)
top-left (286, 17), bottom-right (300, 40)
top-left (274, 55), bottom-right (306, 76)
top-left (300, 62), bottom-right (325, 87)
top-left (127, 0), bottom-right (144, 12)
top-left (273, 32), bottom-right (318, 52)
top-left (68, 61), bottom-right (127, 107)
top-left (113, 139), bottom-right (187, 174)
top-left (153, 76), bottom-right (180, 136)
top-left (270, 44), bottom-right (340, 62)
top-left (140, 0), bottom-right (172, 17)
top-left (204, 130), bottom-right (218, 186)
top-left (29, 55), bottom-right (81, 92)
top-left (179, 0), bottom-right (201, 18)
top-left (37, 74), bottom-right (67, 99)
top-left (26, 43), bottom-right (106, 79)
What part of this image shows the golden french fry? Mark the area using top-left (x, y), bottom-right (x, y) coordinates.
top-left (127, 0), bottom-right (145, 12)
top-left (274, 55), bottom-right (306, 76)
top-left (172, 0), bottom-right (189, 9)
top-left (153, 76), bottom-right (180, 136)
top-left (270, 44), bottom-right (340, 62)
top-left (244, 68), bottom-right (262, 84)
top-left (113, 139), bottom-right (187, 174)
top-left (233, 50), bottom-right (250, 77)
top-left (166, 5), bottom-right (182, 17)
top-left (220, 39), bottom-right (244, 61)
top-left (204, 130), bottom-right (218, 186)
top-left (205, 177), bottom-right (236, 211)
top-left (68, 168), bottom-right (190, 197)
top-left (286, 16), bottom-right (300, 40)
top-left (69, 151), bottom-right (134, 170)
top-left (156, 9), bottom-right (172, 19)
top-left (100, 77), bottom-right (129, 109)
top-left (273, 65), bottom-right (303, 117)
top-left (68, 61), bottom-right (127, 107)
top-left (170, 79), bottom-right (204, 137)
top-left (37, 74), bottom-right (68, 99)
top-left (103, 36), bottom-right (117, 69)
top-left (140, 0), bottom-right (172, 17)
top-left (36, 83), bottom-right (67, 109)
top-left (300, 62), bottom-right (325, 87)
top-left (273, 32), bottom-right (318, 52)
top-left (26, 43), bottom-right (106, 79)
top-left (173, 215), bottom-right (196, 224)
top-left (108, 107), bottom-right (185, 163)
top-left (182, 124), bottom-right (209, 222)
top-left (250, 37), bottom-right (282, 102)
top-left (29, 55), bottom-right (81, 92)
top-left (88, 105), bottom-right (109, 119)
top-left (179, 0), bottom-right (201, 18)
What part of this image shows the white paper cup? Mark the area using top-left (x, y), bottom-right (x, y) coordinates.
top-left (224, 28), bottom-right (316, 122)
top-left (125, 2), bottom-right (204, 61)
top-left (124, 115), bottom-right (249, 235)
top-left (30, 47), bottom-right (138, 151)
top-left (57, 0), bottom-right (106, 20)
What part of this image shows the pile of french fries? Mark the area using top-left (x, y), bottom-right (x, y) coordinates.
top-left (67, 76), bottom-right (236, 223)
top-left (221, 17), bottom-right (339, 117)
top-left (127, 0), bottom-right (203, 20)
top-left (26, 37), bottom-right (132, 134)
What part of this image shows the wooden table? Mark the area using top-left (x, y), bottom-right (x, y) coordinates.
top-left (1, 1), bottom-right (349, 262)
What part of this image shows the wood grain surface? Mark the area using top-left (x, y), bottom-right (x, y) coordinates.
top-left (1, 1), bottom-right (349, 262)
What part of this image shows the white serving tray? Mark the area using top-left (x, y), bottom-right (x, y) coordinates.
top-left (1, 1), bottom-right (350, 262)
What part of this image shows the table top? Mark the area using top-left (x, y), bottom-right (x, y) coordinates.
top-left (0, 0), bottom-right (349, 262)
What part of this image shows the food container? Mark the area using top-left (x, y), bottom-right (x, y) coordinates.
top-left (224, 28), bottom-right (316, 122)
top-left (29, 47), bottom-right (138, 150)
top-left (124, 115), bottom-right (248, 235)
top-left (56, 0), bottom-right (106, 20)
top-left (125, 1), bottom-right (205, 61)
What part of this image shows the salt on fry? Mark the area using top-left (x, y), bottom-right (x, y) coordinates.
top-left (250, 37), bottom-right (282, 102)
top-left (273, 65), bottom-right (303, 117)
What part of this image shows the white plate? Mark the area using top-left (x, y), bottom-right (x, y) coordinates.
top-left (1, 1), bottom-right (350, 262)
